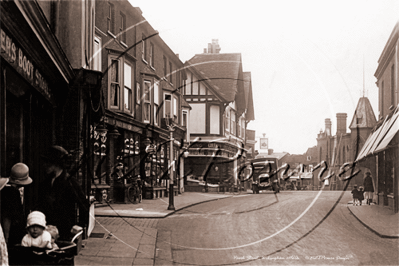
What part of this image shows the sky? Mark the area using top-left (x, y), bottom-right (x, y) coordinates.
top-left (129, 0), bottom-right (398, 154)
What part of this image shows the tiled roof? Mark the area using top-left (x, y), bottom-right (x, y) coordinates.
top-left (188, 53), bottom-right (242, 102)
top-left (349, 97), bottom-right (377, 129)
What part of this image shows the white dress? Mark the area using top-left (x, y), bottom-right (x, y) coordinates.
top-left (21, 230), bottom-right (52, 249)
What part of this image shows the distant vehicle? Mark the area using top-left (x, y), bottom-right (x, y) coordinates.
top-left (250, 157), bottom-right (280, 194)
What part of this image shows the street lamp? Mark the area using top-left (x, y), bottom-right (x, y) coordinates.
top-left (165, 117), bottom-right (175, 210)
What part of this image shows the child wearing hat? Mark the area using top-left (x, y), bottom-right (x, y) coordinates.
top-left (21, 211), bottom-right (52, 249)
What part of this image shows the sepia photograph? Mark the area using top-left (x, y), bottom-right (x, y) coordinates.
top-left (0, 0), bottom-right (398, 265)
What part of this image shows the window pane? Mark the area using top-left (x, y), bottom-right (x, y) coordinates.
top-left (144, 103), bottom-right (150, 121)
top-left (144, 81), bottom-right (151, 101)
top-left (124, 86), bottom-right (131, 110)
top-left (111, 60), bottom-right (118, 82)
top-left (154, 81), bottom-right (159, 104)
top-left (124, 63), bottom-right (131, 88)
top-left (173, 97), bottom-right (177, 117)
top-left (111, 84), bottom-right (118, 106)
top-left (165, 94), bottom-right (171, 117)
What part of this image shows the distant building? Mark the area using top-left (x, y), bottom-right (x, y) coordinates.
top-left (314, 97), bottom-right (376, 191)
top-left (182, 40), bottom-right (255, 186)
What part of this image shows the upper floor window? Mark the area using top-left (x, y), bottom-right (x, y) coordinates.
top-left (185, 72), bottom-right (192, 95)
top-left (164, 93), bottom-right (179, 122)
top-left (169, 62), bottom-right (173, 84)
top-left (142, 34), bottom-right (147, 62)
top-left (182, 110), bottom-right (187, 127)
top-left (231, 110), bottom-right (236, 135)
top-left (149, 43), bottom-right (154, 67)
top-left (110, 59), bottom-right (120, 108)
top-left (154, 81), bottom-right (159, 125)
top-left (143, 80), bottom-right (151, 123)
top-left (391, 64), bottom-right (395, 106)
top-left (225, 109), bottom-right (230, 132)
top-left (124, 63), bottom-right (132, 112)
top-left (119, 12), bottom-right (126, 44)
top-left (163, 56), bottom-right (167, 80)
top-left (93, 36), bottom-right (102, 71)
top-left (108, 55), bottom-right (134, 115)
top-left (107, 2), bottom-right (115, 34)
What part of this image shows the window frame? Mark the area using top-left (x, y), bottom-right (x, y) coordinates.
top-left (107, 54), bottom-right (135, 115)
top-left (119, 12), bottom-right (126, 44)
top-left (143, 80), bottom-right (152, 123)
top-left (142, 34), bottom-right (147, 63)
top-left (107, 2), bottom-right (115, 34)
top-left (93, 36), bottom-right (102, 71)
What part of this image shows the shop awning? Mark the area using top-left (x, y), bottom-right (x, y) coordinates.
top-left (374, 111), bottom-right (399, 153)
top-left (356, 105), bottom-right (399, 161)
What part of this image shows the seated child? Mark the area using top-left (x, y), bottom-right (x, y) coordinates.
top-left (46, 225), bottom-right (59, 250)
top-left (351, 185), bottom-right (359, 206)
top-left (21, 211), bottom-right (52, 249)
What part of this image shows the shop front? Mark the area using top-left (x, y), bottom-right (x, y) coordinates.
top-left (0, 2), bottom-right (74, 217)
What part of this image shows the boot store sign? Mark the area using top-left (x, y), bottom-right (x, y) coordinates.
top-left (1, 28), bottom-right (52, 102)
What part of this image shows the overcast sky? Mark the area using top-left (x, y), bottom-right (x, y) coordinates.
top-left (129, 0), bottom-right (398, 154)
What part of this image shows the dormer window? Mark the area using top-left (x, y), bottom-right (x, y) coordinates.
top-left (356, 116), bottom-right (363, 125)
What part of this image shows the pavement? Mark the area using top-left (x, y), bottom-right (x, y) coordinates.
top-left (74, 192), bottom-right (399, 265)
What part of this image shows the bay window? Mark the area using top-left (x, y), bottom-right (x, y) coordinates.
top-left (108, 55), bottom-right (134, 115)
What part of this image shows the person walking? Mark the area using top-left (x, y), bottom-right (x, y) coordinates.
top-left (1, 163), bottom-right (33, 246)
top-left (35, 145), bottom-right (89, 241)
top-left (363, 172), bottom-right (374, 205)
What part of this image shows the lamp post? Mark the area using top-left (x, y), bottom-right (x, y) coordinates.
top-left (168, 126), bottom-right (175, 210)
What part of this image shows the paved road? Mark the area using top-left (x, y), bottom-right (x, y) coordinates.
top-left (155, 191), bottom-right (399, 265)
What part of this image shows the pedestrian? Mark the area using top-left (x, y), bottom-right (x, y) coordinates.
top-left (21, 211), bottom-right (52, 249)
top-left (35, 145), bottom-right (89, 241)
top-left (0, 175), bottom-right (10, 266)
top-left (351, 185), bottom-right (359, 206)
top-left (363, 172), bottom-right (374, 205)
top-left (1, 163), bottom-right (33, 246)
top-left (358, 186), bottom-right (364, 206)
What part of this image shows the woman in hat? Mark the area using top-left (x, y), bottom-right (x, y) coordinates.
top-left (36, 146), bottom-right (89, 241)
top-left (363, 172), bottom-right (374, 205)
top-left (0, 163), bottom-right (33, 246)
top-left (0, 176), bottom-right (10, 265)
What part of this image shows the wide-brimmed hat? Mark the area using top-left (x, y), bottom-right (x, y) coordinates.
top-left (0, 177), bottom-right (9, 190)
top-left (8, 163), bottom-right (32, 186)
top-left (41, 145), bottom-right (69, 165)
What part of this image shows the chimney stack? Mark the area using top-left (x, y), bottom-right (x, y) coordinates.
top-left (325, 118), bottom-right (332, 136)
top-left (207, 39), bottom-right (221, 53)
top-left (336, 113), bottom-right (347, 135)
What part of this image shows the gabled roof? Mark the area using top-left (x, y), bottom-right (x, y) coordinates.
top-left (188, 53), bottom-right (242, 102)
top-left (349, 97), bottom-right (377, 129)
top-left (243, 72), bottom-right (255, 121)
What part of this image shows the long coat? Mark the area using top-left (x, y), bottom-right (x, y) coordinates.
top-left (363, 175), bottom-right (374, 192)
top-left (36, 171), bottom-right (89, 240)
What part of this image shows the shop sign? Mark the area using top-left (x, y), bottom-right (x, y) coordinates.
top-left (1, 28), bottom-right (51, 101)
